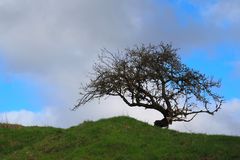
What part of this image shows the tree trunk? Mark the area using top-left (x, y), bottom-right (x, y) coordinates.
top-left (154, 117), bottom-right (171, 128)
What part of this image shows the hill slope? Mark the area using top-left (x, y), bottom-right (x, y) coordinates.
top-left (0, 116), bottom-right (240, 160)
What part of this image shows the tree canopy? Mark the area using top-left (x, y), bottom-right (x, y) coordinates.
top-left (74, 43), bottom-right (224, 127)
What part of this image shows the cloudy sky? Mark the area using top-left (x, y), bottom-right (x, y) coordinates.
top-left (0, 0), bottom-right (240, 136)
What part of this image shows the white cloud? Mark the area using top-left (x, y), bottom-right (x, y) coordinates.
top-left (0, 97), bottom-right (128, 128)
top-left (1, 98), bottom-right (240, 136)
top-left (233, 61), bottom-right (240, 77)
top-left (171, 99), bottom-right (240, 136)
top-left (203, 0), bottom-right (240, 24)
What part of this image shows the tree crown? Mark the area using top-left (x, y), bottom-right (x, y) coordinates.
top-left (74, 43), bottom-right (223, 124)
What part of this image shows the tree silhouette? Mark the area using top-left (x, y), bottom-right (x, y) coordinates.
top-left (74, 43), bottom-right (224, 127)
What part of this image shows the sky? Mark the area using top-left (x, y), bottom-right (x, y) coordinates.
top-left (0, 0), bottom-right (240, 136)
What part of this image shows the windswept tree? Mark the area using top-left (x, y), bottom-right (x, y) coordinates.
top-left (74, 43), bottom-right (224, 127)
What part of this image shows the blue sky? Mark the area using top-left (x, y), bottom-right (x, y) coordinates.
top-left (1, 44), bottom-right (239, 112)
top-left (0, 51), bottom-right (43, 112)
top-left (0, 75), bottom-right (42, 112)
top-left (0, 0), bottom-right (240, 135)
top-left (1, 0), bottom-right (239, 110)
top-left (182, 45), bottom-right (240, 100)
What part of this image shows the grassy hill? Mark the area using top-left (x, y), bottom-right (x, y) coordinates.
top-left (0, 116), bottom-right (240, 160)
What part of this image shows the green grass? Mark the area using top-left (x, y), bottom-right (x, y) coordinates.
top-left (0, 116), bottom-right (240, 160)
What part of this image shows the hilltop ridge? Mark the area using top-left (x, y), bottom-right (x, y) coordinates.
top-left (0, 116), bottom-right (240, 159)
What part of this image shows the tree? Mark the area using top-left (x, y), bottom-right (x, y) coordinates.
top-left (74, 43), bottom-right (224, 128)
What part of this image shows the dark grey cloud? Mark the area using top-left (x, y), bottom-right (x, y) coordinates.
top-left (0, 0), bottom-right (155, 107)
top-left (0, 0), bottom-right (238, 75)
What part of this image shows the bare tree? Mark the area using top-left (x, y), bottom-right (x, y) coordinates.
top-left (74, 43), bottom-right (224, 128)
